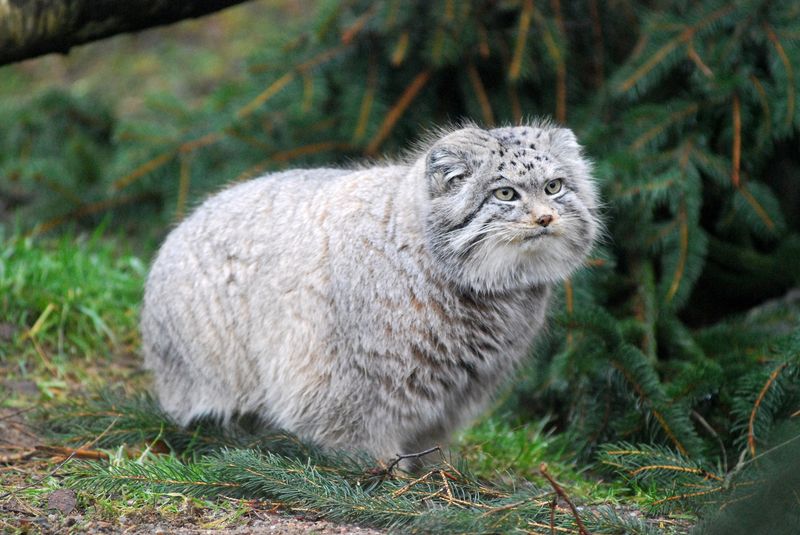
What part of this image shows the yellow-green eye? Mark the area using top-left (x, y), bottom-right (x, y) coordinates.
top-left (493, 187), bottom-right (518, 201)
top-left (545, 179), bottom-right (563, 195)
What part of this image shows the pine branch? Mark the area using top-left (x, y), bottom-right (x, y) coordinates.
top-left (466, 62), bottom-right (495, 126)
top-left (615, 4), bottom-right (736, 94)
top-left (731, 93), bottom-right (742, 188)
top-left (509, 0), bottom-right (533, 81)
top-left (40, 390), bottom-right (691, 532)
top-left (763, 23), bottom-right (796, 130)
top-left (599, 442), bottom-right (724, 510)
top-left (67, 445), bottom-right (676, 533)
top-left (747, 363), bottom-right (789, 457)
top-left (736, 184), bottom-right (778, 232)
top-left (629, 102), bottom-right (699, 150)
top-left (664, 199), bottom-right (689, 305)
top-left (365, 69), bottom-right (431, 155)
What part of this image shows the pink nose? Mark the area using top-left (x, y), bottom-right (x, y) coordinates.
top-left (537, 214), bottom-right (553, 227)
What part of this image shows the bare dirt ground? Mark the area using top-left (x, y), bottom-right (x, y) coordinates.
top-left (3, 498), bottom-right (386, 535)
top-left (2, 499), bottom-right (386, 535)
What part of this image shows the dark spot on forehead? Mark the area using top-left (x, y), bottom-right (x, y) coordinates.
top-left (497, 162), bottom-right (505, 171)
top-left (529, 143), bottom-right (536, 149)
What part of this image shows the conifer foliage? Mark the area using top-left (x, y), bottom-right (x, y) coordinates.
top-left (3, 0), bottom-right (800, 527)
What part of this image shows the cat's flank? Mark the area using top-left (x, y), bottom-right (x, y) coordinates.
top-left (141, 122), bottom-right (600, 460)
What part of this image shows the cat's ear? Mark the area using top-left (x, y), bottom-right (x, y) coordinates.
top-left (549, 128), bottom-right (580, 155)
top-left (426, 145), bottom-right (471, 195)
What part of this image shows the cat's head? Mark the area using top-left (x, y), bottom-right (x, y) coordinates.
top-left (422, 122), bottom-right (601, 293)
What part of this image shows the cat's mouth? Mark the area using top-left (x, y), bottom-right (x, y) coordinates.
top-left (520, 228), bottom-right (551, 241)
top-left (504, 226), bottom-right (555, 246)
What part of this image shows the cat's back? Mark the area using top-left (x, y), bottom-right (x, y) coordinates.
top-left (170, 167), bottom-right (356, 244)
top-left (147, 165), bottom-right (406, 279)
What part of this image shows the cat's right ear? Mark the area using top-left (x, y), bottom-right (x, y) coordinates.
top-left (426, 145), bottom-right (471, 195)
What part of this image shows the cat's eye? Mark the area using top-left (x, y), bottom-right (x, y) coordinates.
top-left (544, 179), bottom-right (563, 195)
top-left (493, 187), bottom-right (518, 201)
top-left (444, 168), bottom-right (466, 181)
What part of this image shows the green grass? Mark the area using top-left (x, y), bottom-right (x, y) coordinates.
top-left (456, 416), bottom-right (637, 506)
top-left (0, 229), bottom-right (146, 402)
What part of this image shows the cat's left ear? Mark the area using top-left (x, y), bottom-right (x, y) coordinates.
top-left (549, 128), bottom-right (581, 155)
top-left (426, 145), bottom-right (471, 195)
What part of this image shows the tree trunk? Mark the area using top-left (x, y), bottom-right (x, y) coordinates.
top-left (0, 0), bottom-right (253, 66)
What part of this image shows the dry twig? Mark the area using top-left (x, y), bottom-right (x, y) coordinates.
top-left (383, 445), bottom-right (441, 475)
top-left (539, 463), bottom-right (591, 535)
top-left (0, 451), bottom-right (76, 501)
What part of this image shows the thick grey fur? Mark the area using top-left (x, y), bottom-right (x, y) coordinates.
top-left (141, 122), bottom-right (601, 460)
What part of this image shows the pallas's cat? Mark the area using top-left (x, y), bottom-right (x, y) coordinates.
top-left (141, 123), bottom-right (600, 460)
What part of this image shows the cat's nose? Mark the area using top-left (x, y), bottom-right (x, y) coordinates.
top-left (537, 214), bottom-right (554, 227)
